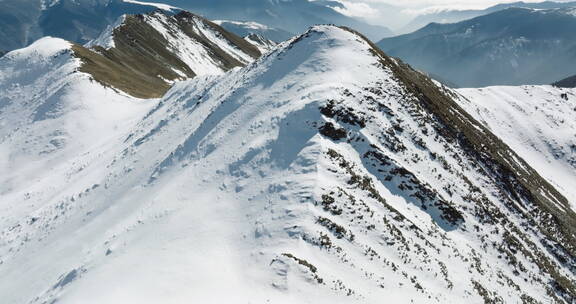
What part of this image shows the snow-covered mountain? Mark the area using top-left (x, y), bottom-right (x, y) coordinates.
top-left (77, 10), bottom-right (260, 98)
top-left (401, 1), bottom-right (576, 34)
top-left (161, 0), bottom-right (393, 41)
top-left (0, 0), bottom-right (394, 55)
top-left (1, 23), bottom-right (575, 303)
top-left (0, 9), bottom-right (261, 218)
top-left (378, 7), bottom-right (576, 88)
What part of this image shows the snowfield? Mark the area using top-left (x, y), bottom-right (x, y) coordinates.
top-left (0, 36), bottom-right (154, 228)
top-left (0, 25), bottom-right (575, 303)
top-left (457, 85), bottom-right (576, 209)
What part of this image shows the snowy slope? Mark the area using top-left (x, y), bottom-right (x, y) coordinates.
top-left (0, 37), bottom-right (154, 242)
top-left (86, 11), bottom-right (261, 79)
top-left (1, 26), bottom-right (575, 304)
top-left (457, 85), bottom-right (576, 208)
top-left (71, 10), bottom-right (263, 99)
top-left (139, 11), bottom-right (258, 73)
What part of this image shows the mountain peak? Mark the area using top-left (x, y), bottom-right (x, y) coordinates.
top-left (266, 25), bottom-right (393, 78)
top-left (5, 36), bottom-right (71, 60)
top-left (2, 8), bottom-right (576, 304)
top-left (70, 10), bottom-right (263, 98)
top-left (379, 5), bottom-right (576, 87)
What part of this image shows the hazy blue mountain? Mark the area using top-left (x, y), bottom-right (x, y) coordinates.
top-left (157, 0), bottom-right (393, 41)
top-left (0, 0), bottom-right (43, 53)
top-left (402, 1), bottom-right (576, 34)
top-left (378, 7), bottom-right (576, 87)
top-left (0, 0), bottom-right (176, 54)
top-left (554, 74), bottom-right (576, 88)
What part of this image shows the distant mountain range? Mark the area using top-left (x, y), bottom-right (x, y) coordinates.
top-left (213, 20), bottom-right (294, 43)
top-left (156, 0), bottom-right (393, 41)
top-left (402, 1), bottom-right (576, 34)
top-left (555, 74), bottom-right (576, 88)
top-left (0, 0), bottom-right (395, 55)
top-left (0, 0), bottom-right (178, 55)
top-left (378, 7), bottom-right (576, 87)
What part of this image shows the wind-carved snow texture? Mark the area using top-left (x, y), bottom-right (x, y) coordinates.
top-left (0, 25), bottom-right (575, 304)
top-left (457, 86), bottom-right (576, 209)
top-left (141, 11), bottom-right (257, 76)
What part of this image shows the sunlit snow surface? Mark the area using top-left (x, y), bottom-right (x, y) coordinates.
top-left (0, 26), bottom-right (574, 304)
top-left (457, 85), bottom-right (576, 209)
top-left (139, 12), bottom-right (255, 76)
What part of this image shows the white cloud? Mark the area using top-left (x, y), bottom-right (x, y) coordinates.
top-left (324, 0), bottom-right (575, 31)
top-left (331, 0), bottom-right (380, 18)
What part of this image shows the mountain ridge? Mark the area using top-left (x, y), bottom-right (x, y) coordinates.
top-left (378, 7), bottom-right (576, 87)
top-left (67, 10), bottom-right (261, 98)
top-left (401, 1), bottom-right (576, 34)
top-left (1, 23), bottom-right (575, 303)
top-left (161, 0), bottom-right (393, 41)
top-left (0, 0), bottom-right (394, 55)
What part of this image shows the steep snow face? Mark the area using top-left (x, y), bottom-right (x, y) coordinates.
top-left (457, 85), bottom-right (576, 208)
top-left (1, 26), bottom-right (575, 304)
top-left (87, 11), bottom-right (261, 78)
top-left (76, 11), bottom-right (262, 99)
top-left (144, 11), bottom-right (258, 69)
top-left (143, 12), bottom-right (233, 75)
